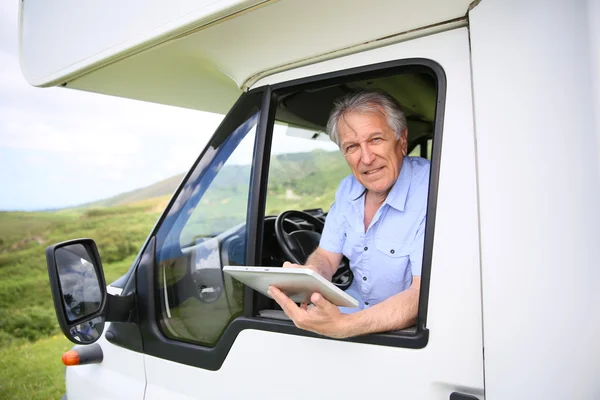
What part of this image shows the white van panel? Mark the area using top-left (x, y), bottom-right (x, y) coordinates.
top-left (589, 0), bottom-right (600, 175)
top-left (65, 323), bottom-right (145, 400)
top-left (145, 27), bottom-right (484, 399)
top-left (19, 0), bottom-right (471, 114)
top-left (470, 0), bottom-right (600, 398)
top-left (18, 0), bottom-right (263, 86)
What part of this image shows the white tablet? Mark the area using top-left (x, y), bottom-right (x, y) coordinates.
top-left (223, 266), bottom-right (359, 308)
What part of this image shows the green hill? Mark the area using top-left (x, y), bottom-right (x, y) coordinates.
top-left (0, 149), bottom-right (350, 399)
top-left (0, 149), bottom-right (348, 346)
top-left (0, 148), bottom-right (348, 347)
top-left (84, 149), bottom-right (349, 212)
top-left (83, 174), bottom-right (185, 208)
top-left (0, 199), bottom-right (164, 399)
top-left (265, 149), bottom-right (349, 213)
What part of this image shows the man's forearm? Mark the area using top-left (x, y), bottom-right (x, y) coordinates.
top-left (305, 250), bottom-right (337, 281)
top-left (340, 283), bottom-right (419, 337)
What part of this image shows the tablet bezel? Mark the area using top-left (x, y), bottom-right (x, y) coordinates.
top-left (223, 266), bottom-right (359, 308)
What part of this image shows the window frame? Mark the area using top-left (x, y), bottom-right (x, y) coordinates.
top-left (134, 58), bottom-right (446, 371)
top-left (258, 57), bottom-right (445, 334)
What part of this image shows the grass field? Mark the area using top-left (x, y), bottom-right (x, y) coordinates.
top-left (0, 149), bottom-right (347, 399)
top-left (0, 200), bottom-right (163, 400)
top-left (0, 335), bottom-right (72, 400)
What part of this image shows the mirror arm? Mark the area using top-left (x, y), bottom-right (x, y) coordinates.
top-left (105, 293), bottom-right (136, 323)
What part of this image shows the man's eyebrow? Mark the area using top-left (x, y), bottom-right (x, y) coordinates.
top-left (341, 131), bottom-right (386, 148)
top-left (358, 131), bottom-right (387, 142)
top-left (341, 139), bottom-right (356, 149)
top-left (367, 131), bottom-right (385, 139)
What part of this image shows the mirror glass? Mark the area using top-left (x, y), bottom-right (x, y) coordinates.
top-left (55, 244), bottom-right (103, 322)
top-left (69, 316), bottom-right (105, 344)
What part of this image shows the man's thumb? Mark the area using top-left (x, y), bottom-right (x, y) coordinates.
top-left (311, 292), bottom-right (324, 306)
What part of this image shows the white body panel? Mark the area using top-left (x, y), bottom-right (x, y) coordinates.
top-left (589, 0), bottom-right (600, 173)
top-left (144, 27), bottom-right (485, 399)
top-left (65, 323), bottom-right (145, 400)
top-left (469, 0), bottom-right (600, 398)
top-left (18, 0), bottom-right (471, 114)
top-left (18, 0), bottom-right (264, 86)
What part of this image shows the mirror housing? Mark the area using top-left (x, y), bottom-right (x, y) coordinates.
top-left (46, 238), bottom-right (109, 345)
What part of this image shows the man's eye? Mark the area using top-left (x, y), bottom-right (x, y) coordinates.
top-left (371, 137), bottom-right (382, 143)
top-left (345, 144), bottom-right (358, 153)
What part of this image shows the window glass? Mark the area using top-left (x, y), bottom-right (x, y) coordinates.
top-left (265, 123), bottom-right (349, 215)
top-left (408, 144), bottom-right (422, 158)
top-left (155, 102), bottom-right (260, 346)
top-left (427, 138), bottom-right (432, 160)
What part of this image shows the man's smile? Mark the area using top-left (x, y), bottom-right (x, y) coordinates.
top-left (363, 167), bottom-right (384, 175)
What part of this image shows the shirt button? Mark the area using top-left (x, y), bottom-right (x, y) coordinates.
top-left (365, 301), bottom-right (369, 306)
top-left (362, 276), bottom-right (367, 281)
top-left (390, 249), bottom-right (395, 254)
top-left (364, 246), bottom-right (368, 251)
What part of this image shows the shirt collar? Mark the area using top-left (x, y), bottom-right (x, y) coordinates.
top-left (386, 157), bottom-right (412, 211)
top-left (347, 157), bottom-right (412, 212)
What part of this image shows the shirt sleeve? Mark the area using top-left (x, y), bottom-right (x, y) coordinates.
top-left (409, 211), bottom-right (426, 276)
top-left (319, 200), bottom-right (344, 254)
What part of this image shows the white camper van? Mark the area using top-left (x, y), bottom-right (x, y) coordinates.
top-left (20, 1), bottom-right (600, 399)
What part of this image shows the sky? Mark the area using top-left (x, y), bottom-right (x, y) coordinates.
top-left (0, 1), bottom-right (339, 212)
top-left (0, 0), bottom-right (224, 211)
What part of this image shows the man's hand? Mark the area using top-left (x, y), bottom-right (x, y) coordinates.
top-left (282, 261), bottom-right (321, 274)
top-left (281, 247), bottom-right (341, 281)
top-left (268, 286), bottom-right (351, 339)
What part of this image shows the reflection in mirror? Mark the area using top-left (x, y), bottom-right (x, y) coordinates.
top-left (55, 244), bottom-right (103, 322)
top-left (191, 237), bottom-right (224, 304)
top-left (69, 316), bottom-right (104, 344)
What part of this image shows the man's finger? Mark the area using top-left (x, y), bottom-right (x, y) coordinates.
top-left (282, 261), bottom-right (302, 268)
top-left (268, 286), bottom-right (301, 319)
top-left (310, 292), bottom-right (328, 307)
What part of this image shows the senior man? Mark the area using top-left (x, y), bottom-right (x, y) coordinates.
top-left (269, 90), bottom-right (430, 339)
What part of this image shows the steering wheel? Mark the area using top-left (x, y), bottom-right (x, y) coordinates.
top-left (274, 210), bottom-right (353, 290)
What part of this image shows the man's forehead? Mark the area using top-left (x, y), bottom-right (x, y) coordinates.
top-left (338, 110), bottom-right (391, 140)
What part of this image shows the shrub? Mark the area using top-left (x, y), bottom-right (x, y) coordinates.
top-left (0, 307), bottom-right (59, 344)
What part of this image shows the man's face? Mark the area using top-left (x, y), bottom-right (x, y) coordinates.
top-left (338, 110), bottom-right (407, 197)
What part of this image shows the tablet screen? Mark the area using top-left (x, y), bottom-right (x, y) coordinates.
top-left (223, 266), bottom-right (358, 308)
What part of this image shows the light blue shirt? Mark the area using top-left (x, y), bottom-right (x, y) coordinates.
top-left (320, 156), bottom-right (430, 313)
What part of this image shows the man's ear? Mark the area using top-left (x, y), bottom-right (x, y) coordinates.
top-left (401, 128), bottom-right (408, 156)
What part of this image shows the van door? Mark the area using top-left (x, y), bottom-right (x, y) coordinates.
top-left (139, 26), bottom-right (484, 399)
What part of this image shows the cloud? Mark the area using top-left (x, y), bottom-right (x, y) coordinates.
top-left (97, 169), bottom-right (125, 182)
top-left (0, 0), bottom-right (19, 54)
top-left (0, 118), bottom-right (142, 156)
top-left (22, 153), bottom-right (48, 167)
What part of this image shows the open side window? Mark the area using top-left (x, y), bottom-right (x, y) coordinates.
top-left (251, 59), bottom-right (443, 341)
top-left (139, 59), bottom-right (445, 371)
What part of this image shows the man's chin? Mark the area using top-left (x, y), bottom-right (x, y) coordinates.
top-left (362, 182), bottom-right (389, 194)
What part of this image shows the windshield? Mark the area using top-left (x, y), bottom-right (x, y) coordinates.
top-left (265, 122), bottom-right (349, 215)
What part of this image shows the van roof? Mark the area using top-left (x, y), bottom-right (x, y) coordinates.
top-left (19, 0), bottom-right (472, 114)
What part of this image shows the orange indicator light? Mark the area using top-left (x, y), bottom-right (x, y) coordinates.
top-left (62, 350), bottom-right (80, 366)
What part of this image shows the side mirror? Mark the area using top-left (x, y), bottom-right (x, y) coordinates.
top-left (46, 239), bottom-right (107, 345)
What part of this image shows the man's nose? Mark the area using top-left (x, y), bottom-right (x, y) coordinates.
top-left (360, 143), bottom-right (375, 165)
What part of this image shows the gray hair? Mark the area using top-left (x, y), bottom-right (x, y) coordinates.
top-left (326, 91), bottom-right (407, 147)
